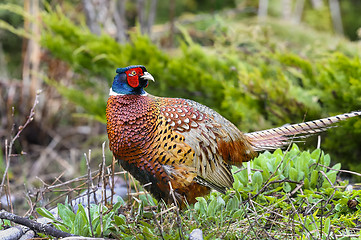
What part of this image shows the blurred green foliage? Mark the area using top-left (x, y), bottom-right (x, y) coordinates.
top-left (0, 0), bottom-right (23, 78)
top-left (1, 0), bottom-right (361, 79)
top-left (340, 0), bottom-right (361, 40)
top-left (155, 0), bottom-right (236, 23)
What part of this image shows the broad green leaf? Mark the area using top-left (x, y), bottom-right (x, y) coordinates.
top-left (304, 178), bottom-right (309, 189)
top-left (55, 224), bottom-right (69, 233)
top-left (141, 225), bottom-right (154, 238)
top-left (289, 167), bottom-right (298, 181)
top-left (323, 218), bottom-right (331, 234)
top-left (326, 171), bottom-right (337, 184)
top-left (323, 154), bottom-right (331, 167)
top-left (233, 175), bottom-right (241, 190)
top-left (252, 171), bottom-right (263, 191)
top-left (232, 209), bottom-right (244, 219)
top-left (195, 197), bottom-right (207, 215)
top-left (36, 207), bottom-right (56, 221)
top-left (226, 196), bottom-right (240, 212)
top-left (310, 170), bottom-right (319, 189)
top-left (331, 163), bottom-right (341, 171)
top-left (291, 144), bottom-right (299, 152)
top-left (72, 205), bottom-right (87, 235)
top-left (114, 214), bottom-right (126, 226)
top-left (283, 182), bottom-right (291, 192)
top-left (77, 204), bottom-right (88, 223)
top-left (116, 196), bottom-right (126, 206)
top-left (77, 204), bottom-right (91, 235)
top-left (207, 197), bottom-right (218, 216)
top-left (58, 203), bottom-right (76, 228)
top-left (310, 148), bottom-right (321, 160)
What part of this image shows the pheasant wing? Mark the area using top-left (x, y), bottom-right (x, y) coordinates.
top-left (155, 96), bottom-right (256, 191)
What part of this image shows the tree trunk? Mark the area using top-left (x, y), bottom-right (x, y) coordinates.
top-left (147, 0), bottom-right (158, 36)
top-left (22, 0), bottom-right (41, 112)
top-left (293, 0), bottom-right (305, 24)
top-left (168, 0), bottom-right (176, 47)
top-left (329, 0), bottom-right (344, 35)
top-left (258, 0), bottom-right (268, 20)
top-left (282, 0), bottom-right (292, 20)
top-left (113, 0), bottom-right (127, 43)
top-left (311, 0), bottom-right (323, 9)
top-left (83, 0), bottom-right (118, 38)
top-left (137, 0), bottom-right (146, 34)
top-left (83, 0), bottom-right (101, 35)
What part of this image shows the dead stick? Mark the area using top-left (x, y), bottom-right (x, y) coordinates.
top-left (0, 91), bottom-right (41, 195)
top-left (111, 156), bottom-right (115, 205)
top-left (100, 142), bottom-right (106, 237)
top-left (0, 210), bottom-right (73, 238)
top-left (168, 182), bottom-right (184, 240)
top-left (84, 150), bottom-right (94, 237)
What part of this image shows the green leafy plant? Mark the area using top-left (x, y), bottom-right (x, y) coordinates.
top-left (0, 219), bottom-right (12, 230)
top-left (37, 197), bottom-right (126, 237)
top-left (34, 145), bottom-right (361, 239)
top-left (233, 144), bottom-right (340, 194)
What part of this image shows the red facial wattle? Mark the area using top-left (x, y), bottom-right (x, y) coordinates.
top-left (125, 68), bottom-right (144, 88)
top-left (127, 75), bottom-right (139, 88)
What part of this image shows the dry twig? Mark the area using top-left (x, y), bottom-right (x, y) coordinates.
top-left (1, 90), bottom-right (42, 212)
top-left (143, 183), bottom-right (165, 240)
top-left (168, 182), bottom-right (184, 240)
top-left (84, 150), bottom-right (95, 237)
top-left (100, 141), bottom-right (106, 237)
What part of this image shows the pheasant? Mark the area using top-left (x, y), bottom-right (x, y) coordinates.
top-left (106, 65), bottom-right (360, 206)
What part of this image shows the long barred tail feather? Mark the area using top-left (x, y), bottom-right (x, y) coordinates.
top-left (245, 111), bottom-right (361, 151)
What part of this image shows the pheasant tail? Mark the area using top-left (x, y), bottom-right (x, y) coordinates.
top-left (246, 111), bottom-right (361, 151)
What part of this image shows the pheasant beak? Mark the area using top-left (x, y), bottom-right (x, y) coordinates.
top-left (141, 72), bottom-right (155, 82)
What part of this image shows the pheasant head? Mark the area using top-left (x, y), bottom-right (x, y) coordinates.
top-left (110, 65), bottom-right (154, 96)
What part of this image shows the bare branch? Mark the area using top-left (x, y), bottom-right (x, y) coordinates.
top-left (84, 150), bottom-right (94, 237)
top-left (100, 141), bottom-right (107, 237)
top-left (1, 90), bottom-right (42, 207)
top-left (0, 210), bottom-right (73, 238)
top-left (168, 182), bottom-right (184, 240)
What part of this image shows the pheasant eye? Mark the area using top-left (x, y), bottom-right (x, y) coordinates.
top-left (128, 70), bottom-right (137, 77)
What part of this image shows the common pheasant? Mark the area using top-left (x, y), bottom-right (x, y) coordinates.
top-left (106, 65), bottom-right (360, 206)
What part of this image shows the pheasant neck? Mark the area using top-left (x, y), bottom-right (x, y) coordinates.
top-left (109, 87), bottom-right (148, 96)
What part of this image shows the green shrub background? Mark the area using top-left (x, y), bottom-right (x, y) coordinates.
top-left (34, 6), bottom-right (361, 174)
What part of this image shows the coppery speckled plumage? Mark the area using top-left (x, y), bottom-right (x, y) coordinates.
top-left (106, 65), bottom-right (361, 206)
top-left (106, 93), bottom-right (257, 205)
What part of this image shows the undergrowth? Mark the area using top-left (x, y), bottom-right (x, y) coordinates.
top-left (36, 145), bottom-right (361, 239)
